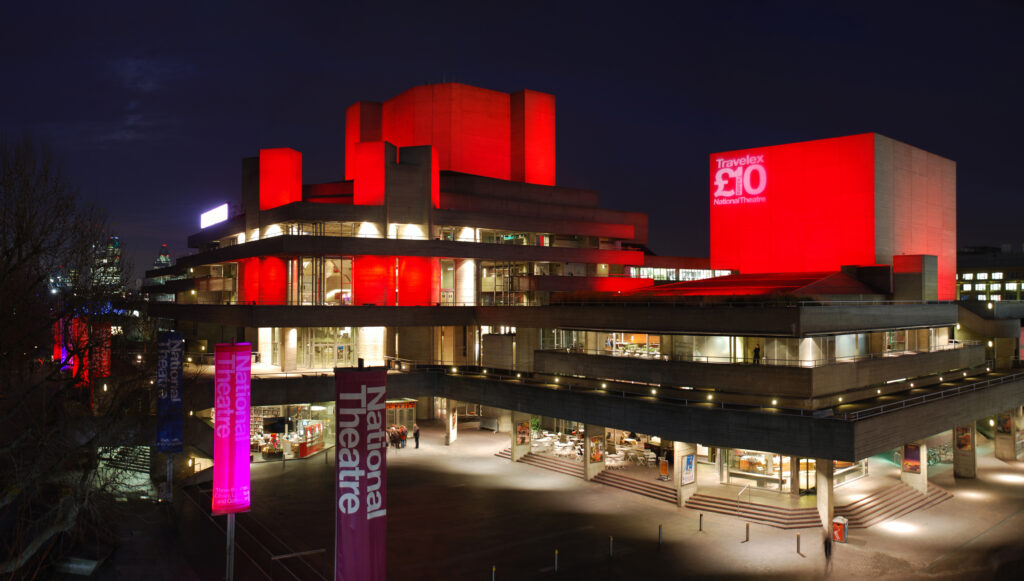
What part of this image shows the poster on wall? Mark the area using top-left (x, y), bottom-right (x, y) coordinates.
top-left (156, 332), bottom-right (184, 453)
top-left (335, 367), bottom-right (387, 581)
top-left (902, 444), bottom-right (921, 474)
top-left (682, 453), bottom-right (696, 485)
top-left (997, 413), bottom-right (1012, 434)
top-left (212, 343), bottom-right (252, 515)
top-left (516, 421), bottom-right (530, 445)
top-left (955, 426), bottom-right (973, 451)
top-left (590, 436), bottom-right (603, 462)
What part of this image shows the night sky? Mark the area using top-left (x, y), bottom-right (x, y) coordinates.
top-left (2, 1), bottom-right (1022, 278)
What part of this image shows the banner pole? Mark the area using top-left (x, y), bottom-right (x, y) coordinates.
top-left (227, 513), bottom-right (236, 581)
top-left (166, 454), bottom-right (173, 503)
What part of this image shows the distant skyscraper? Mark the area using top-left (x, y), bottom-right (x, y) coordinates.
top-left (153, 243), bottom-right (173, 270)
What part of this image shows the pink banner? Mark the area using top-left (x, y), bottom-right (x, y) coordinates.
top-left (335, 367), bottom-right (387, 581)
top-left (212, 343), bottom-right (251, 515)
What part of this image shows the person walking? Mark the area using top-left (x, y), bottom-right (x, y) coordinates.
top-left (400, 425), bottom-right (408, 448)
top-left (413, 424), bottom-right (420, 449)
top-left (823, 531), bottom-right (833, 574)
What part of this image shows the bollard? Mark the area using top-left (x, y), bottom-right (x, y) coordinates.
top-left (609, 536), bottom-right (613, 558)
top-left (492, 565), bottom-right (496, 580)
top-left (658, 524), bottom-right (663, 546)
top-left (554, 549), bottom-right (559, 572)
top-left (797, 533), bottom-right (801, 554)
top-left (699, 513), bottom-right (704, 532)
top-left (743, 522), bottom-right (750, 543)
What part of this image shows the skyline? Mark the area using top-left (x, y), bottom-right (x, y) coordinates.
top-left (2, 1), bottom-right (1021, 275)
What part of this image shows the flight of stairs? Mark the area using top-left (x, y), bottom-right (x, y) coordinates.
top-left (683, 494), bottom-right (821, 529)
top-left (495, 448), bottom-right (584, 478)
top-left (99, 445), bottom-right (152, 474)
top-left (592, 470), bottom-right (677, 504)
top-left (835, 482), bottom-right (953, 528)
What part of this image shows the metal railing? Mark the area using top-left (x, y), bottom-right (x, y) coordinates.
top-left (840, 369), bottom-right (1024, 420)
top-left (737, 484), bottom-right (751, 506)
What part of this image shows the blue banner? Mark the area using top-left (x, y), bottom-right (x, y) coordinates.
top-left (156, 331), bottom-right (184, 453)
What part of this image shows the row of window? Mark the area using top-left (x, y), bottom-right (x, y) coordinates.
top-left (961, 283), bottom-right (1017, 291)
top-left (958, 272), bottom-right (1004, 280)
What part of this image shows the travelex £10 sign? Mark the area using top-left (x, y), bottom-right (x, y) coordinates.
top-left (212, 343), bottom-right (252, 515)
top-left (712, 153), bottom-right (767, 205)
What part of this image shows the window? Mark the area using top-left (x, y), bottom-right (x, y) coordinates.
top-left (991, 295), bottom-right (1002, 301)
top-left (963, 273), bottom-right (974, 280)
top-left (991, 283), bottom-right (1002, 291)
top-left (977, 294), bottom-right (987, 300)
top-left (962, 284), bottom-right (972, 291)
top-left (1007, 282), bottom-right (1018, 291)
top-left (977, 273), bottom-right (989, 280)
top-left (976, 283), bottom-right (987, 291)
top-left (993, 272), bottom-right (1004, 280)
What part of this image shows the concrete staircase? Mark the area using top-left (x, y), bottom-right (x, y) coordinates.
top-left (683, 493), bottom-right (821, 529)
top-left (835, 482), bottom-right (953, 528)
top-left (592, 470), bottom-right (677, 504)
top-left (495, 448), bottom-right (584, 479)
top-left (99, 445), bottom-right (151, 474)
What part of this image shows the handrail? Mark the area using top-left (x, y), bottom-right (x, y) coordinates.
top-left (738, 484), bottom-right (751, 505)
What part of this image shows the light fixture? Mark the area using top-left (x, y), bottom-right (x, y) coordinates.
top-left (964, 372), bottom-right (968, 377)
top-left (990, 419), bottom-right (996, 427)
top-left (137, 354), bottom-right (142, 360)
top-left (651, 388), bottom-right (657, 395)
top-left (877, 389), bottom-right (881, 394)
top-left (601, 383), bottom-right (607, 388)
top-left (939, 376), bottom-right (943, 381)
top-left (956, 323), bottom-right (961, 330)
top-left (482, 369), bottom-right (487, 374)
top-left (103, 384), bottom-right (108, 392)
top-left (910, 382), bottom-right (914, 387)
top-left (311, 405), bottom-right (326, 411)
top-left (451, 367), bottom-right (457, 372)
top-left (554, 377), bottom-right (559, 383)
top-left (190, 289), bottom-right (196, 295)
top-left (987, 367), bottom-right (991, 372)
top-left (187, 357), bottom-right (193, 362)
top-left (402, 365), bottom-right (407, 370)
top-left (707, 394), bottom-right (713, 401)
top-left (189, 267), bottom-right (194, 273)
top-left (988, 340), bottom-right (994, 348)
top-left (189, 410), bottom-right (194, 416)
top-left (188, 458), bottom-right (194, 467)
top-left (988, 302), bottom-right (994, 310)
top-left (838, 397), bottom-right (843, 402)
top-left (150, 380), bottom-right (154, 385)
top-left (516, 373), bottom-right (521, 378)
top-left (771, 399), bottom-right (777, 405)
top-left (201, 345), bottom-right (206, 351)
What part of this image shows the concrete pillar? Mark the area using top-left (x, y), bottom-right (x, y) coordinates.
top-left (900, 441), bottom-right (928, 494)
top-left (583, 424), bottom-right (606, 481)
top-left (815, 458), bottom-right (834, 533)
top-left (497, 411), bottom-right (513, 433)
top-left (510, 411), bottom-right (531, 462)
top-left (789, 456), bottom-right (801, 495)
top-left (444, 399), bottom-right (458, 445)
top-left (716, 448), bottom-right (727, 483)
top-left (673, 442), bottom-right (698, 506)
top-left (953, 424), bottom-right (977, 478)
top-left (282, 327), bottom-right (297, 371)
top-left (994, 408), bottom-right (1023, 461)
top-left (455, 258), bottom-right (476, 306)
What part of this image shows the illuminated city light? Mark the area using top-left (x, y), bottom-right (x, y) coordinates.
top-left (771, 399), bottom-right (777, 405)
top-left (200, 203), bottom-right (229, 228)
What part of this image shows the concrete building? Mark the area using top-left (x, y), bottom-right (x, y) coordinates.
top-left (147, 83), bottom-right (1024, 535)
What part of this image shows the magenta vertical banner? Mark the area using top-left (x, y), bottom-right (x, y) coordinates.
top-left (212, 343), bottom-right (252, 515)
top-left (335, 367), bottom-right (387, 581)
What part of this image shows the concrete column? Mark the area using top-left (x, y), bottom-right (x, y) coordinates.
top-left (900, 440), bottom-right (928, 494)
top-left (673, 442), bottom-right (698, 506)
top-left (510, 411), bottom-right (531, 462)
top-left (583, 424), bottom-right (606, 481)
top-left (716, 448), bottom-right (727, 484)
top-left (282, 327), bottom-right (297, 371)
top-left (994, 408), bottom-right (1023, 461)
top-left (789, 456), bottom-right (801, 495)
top-left (953, 424), bottom-right (977, 478)
top-left (444, 399), bottom-right (458, 445)
top-left (815, 458), bottom-right (834, 533)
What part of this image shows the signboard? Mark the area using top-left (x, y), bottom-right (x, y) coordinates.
top-left (682, 453), bottom-right (696, 485)
top-left (200, 203), bottom-right (229, 228)
top-left (516, 421), bottom-right (531, 446)
top-left (902, 444), bottom-right (921, 474)
top-left (212, 343), bottom-right (252, 515)
top-left (335, 367), bottom-right (388, 581)
top-left (589, 436), bottom-right (603, 462)
top-left (955, 425), bottom-right (973, 451)
top-left (156, 331), bottom-right (184, 453)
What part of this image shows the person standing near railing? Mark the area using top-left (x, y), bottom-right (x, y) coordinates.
top-left (753, 344), bottom-right (761, 365)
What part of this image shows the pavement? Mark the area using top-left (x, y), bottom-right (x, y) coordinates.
top-left (89, 420), bottom-right (1024, 580)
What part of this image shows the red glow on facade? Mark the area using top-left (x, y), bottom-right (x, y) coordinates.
top-left (397, 256), bottom-right (437, 306)
top-left (259, 257), bottom-right (287, 305)
top-left (353, 142), bottom-right (387, 206)
top-left (353, 255), bottom-right (396, 305)
top-left (259, 148), bottom-right (303, 211)
top-left (345, 83), bottom-right (556, 187)
top-left (710, 134), bottom-right (876, 276)
top-left (238, 257), bottom-right (259, 304)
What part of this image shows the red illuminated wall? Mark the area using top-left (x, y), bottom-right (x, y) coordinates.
top-left (710, 134), bottom-right (877, 275)
top-left (353, 142), bottom-right (387, 206)
top-left (353, 255), bottom-right (396, 305)
top-left (397, 256), bottom-right (437, 306)
top-left (259, 148), bottom-right (303, 211)
top-left (238, 258), bottom-right (260, 304)
top-left (344, 83), bottom-right (556, 186)
top-left (259, 257), bottom-right (287, 305)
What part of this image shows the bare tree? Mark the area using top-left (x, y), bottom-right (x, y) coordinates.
top-left (0, 136), bottom-right (154, 578)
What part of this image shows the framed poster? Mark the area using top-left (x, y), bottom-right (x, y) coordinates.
top-left (955, 426), bottom-right (973, 451)
top-left (516, 421), bottom-right (530, 445)
top-left (682, 453), bottom-right (696, 485)
top-left (902, 444), bottom-right (921, 474)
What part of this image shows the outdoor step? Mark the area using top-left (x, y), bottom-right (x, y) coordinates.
top-left (686, 493), bottom-right (818, 518)
top-left (516, 453), bottom-right (584, 478)
top-left (592, 472), bottom-right (676, 504)
top-left (683, 499), bottom-right (820, 529)
top-left (837, 482), bottom-right (953, 528)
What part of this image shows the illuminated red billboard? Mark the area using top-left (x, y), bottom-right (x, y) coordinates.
top-left (709, 133), bottom-right (956, 300)
top-left (212, 343), bottom-right (252, 515)
top-left (710, 133), bottom-right (876, 276)
top-left (335, 367), bottom-right (387, 581)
